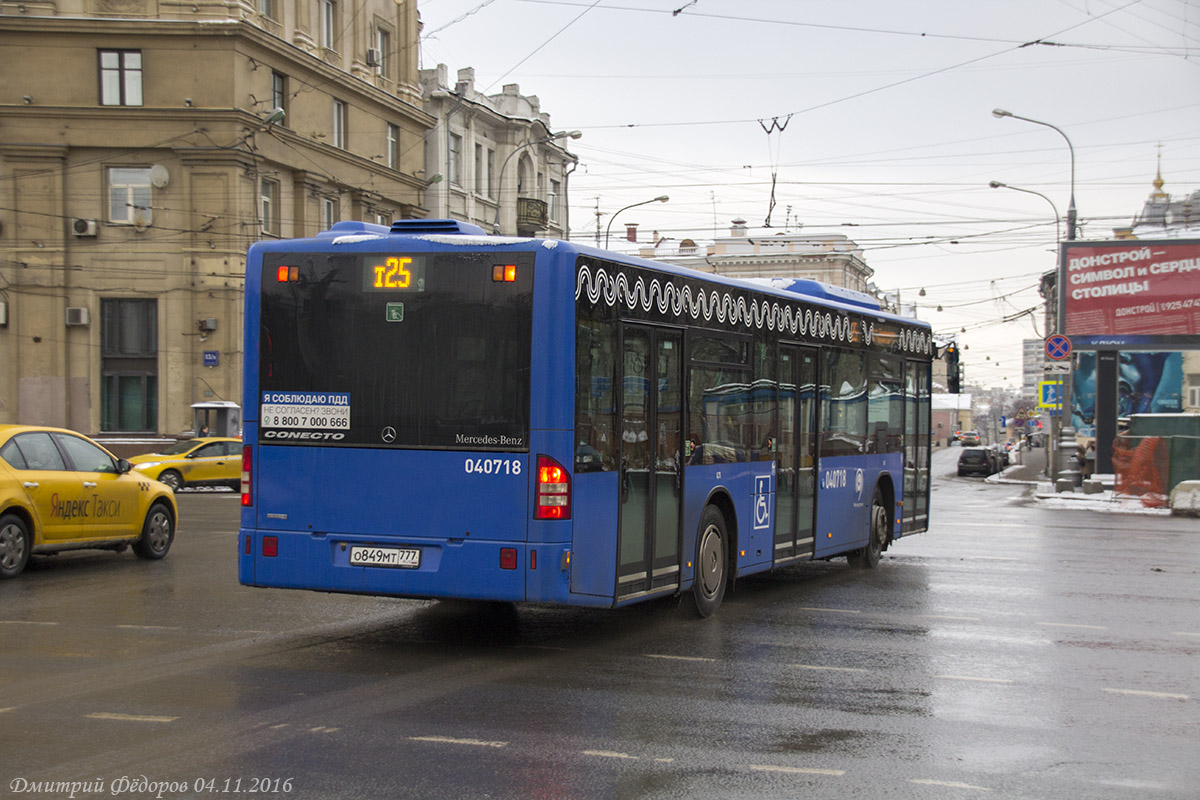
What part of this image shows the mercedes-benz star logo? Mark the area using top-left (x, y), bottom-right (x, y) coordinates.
top-left (381, 426), bottom-right (396, 443)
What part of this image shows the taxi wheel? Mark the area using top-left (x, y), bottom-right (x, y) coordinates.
top-left (133, 503), bottom-right (174, 560)
top-left (0, 513), bottom-right (32, 579)
top-left (157, 470), bottom-right (183, 492)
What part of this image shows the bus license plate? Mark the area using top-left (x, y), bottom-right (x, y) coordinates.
top-left (348, 546), bottom-right (420, 569)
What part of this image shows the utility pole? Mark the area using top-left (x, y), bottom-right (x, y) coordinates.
top-left (593, 197), bottom-right (603, 247)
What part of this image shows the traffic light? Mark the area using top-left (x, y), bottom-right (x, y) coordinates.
top-left (944, 342), bottom-right (961, 393)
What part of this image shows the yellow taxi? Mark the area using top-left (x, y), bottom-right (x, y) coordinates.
top-left (127, 437), bottom-right (242, 491)
top-left (0, 424), bottom-right (178, 579)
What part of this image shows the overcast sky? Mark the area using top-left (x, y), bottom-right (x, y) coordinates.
top-left (417, 0), bottom-right (1200, 389)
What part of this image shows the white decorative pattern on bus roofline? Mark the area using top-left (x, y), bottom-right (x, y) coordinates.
top-left (576, 264), bottom-right (932, 355)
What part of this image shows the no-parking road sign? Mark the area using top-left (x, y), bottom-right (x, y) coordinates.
top-left (1045, 334), bottom-right (1072, 361)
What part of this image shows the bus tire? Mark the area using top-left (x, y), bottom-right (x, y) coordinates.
top-left (849, 488), bottom-right (887, 569)
top-left (688, 505), bottom-right (728, 618)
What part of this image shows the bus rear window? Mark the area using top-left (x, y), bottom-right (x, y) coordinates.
top-left (258, 251), bottom-right (533, 451)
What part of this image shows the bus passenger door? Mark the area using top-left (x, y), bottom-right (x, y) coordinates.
top-left (617, 325), bottom-right (683, 601)
top-left (775, 345), bottom-right (817, 561)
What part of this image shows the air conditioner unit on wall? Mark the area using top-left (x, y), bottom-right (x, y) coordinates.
top-left (365, 48), bottom-right (382, 67)
top-left (65, 307), bottom-right (90, 326)
top-left (72, 218), bottom-right (98, 237)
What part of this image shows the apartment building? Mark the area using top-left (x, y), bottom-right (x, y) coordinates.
top-left (0, 1), bottom-right (432, 435)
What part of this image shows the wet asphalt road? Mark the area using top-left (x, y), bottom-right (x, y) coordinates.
top-left (1, 448), bottom-right (1197, 800)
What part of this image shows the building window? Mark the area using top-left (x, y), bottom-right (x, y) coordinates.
top-left (332, 99), bottom-right (346, 148)
top-left (271, 71), bottom-right (288, 121)
top-left (386, 123), bottom-right (399, 170)
top-left (99, 50), bottom-right (142, 107)
top-left (549, 179), bottom-right (561, 223)
top-left (321, 196), bottom-right (337, 229)
top-left (258, 0), bottom-right (275, 18)
top-left (448, 133), bottom-right (462, 186)
top-left (1188, 374), bottom-right (1200, 408)
top-left (260, 178), bottom-right (280, 236)
top-left (320, 0), bottom-right (337, 49)
top-left (375, 27), bottom-right (390, 77)
top-left (100, 299), bottom-right (157, 432)
top-left (486, 149), bottom-right (495, 198)
top-left (474, 144), bottom-right (484, 195)
top-left (375, 212), bottom-right (392, 227)
top-left (108, 167), bottom-right (152, 225)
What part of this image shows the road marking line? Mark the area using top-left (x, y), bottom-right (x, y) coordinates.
top-left (85, 712), bottom-right (178, 723)
top-left (1172, 631), bottom-right (1200, 638)
top-left (0, 620), bottom-right (59, 626)
top-left (0, 707), bottom-right (15, 714)
top-left (645, 654), bottom-right (716, 663)
top-left (1036, 622), bottom-right (1106, 630)
top-left (583, 750), bottom-right (638, 760)
top-left (749, 765), bottom-right (846, 776)
top-left (1102, 688), bottom-right (1189, 701)
top-left (797, 607), bottom-right (861, 614)
top-left (919, 615), bottom-right (982, 622)
top-left (934, 675), bottom-right (1015, 684)
top-left (653, 758), bottom-right (674, 763)
top-left (910, 778), bottom-right (992, 791)
top-left (410, 735), bottom-right (508, 749)
top-left (792, 664), bottom-right (868, 673)
top-left (116, 625), bottom-right (181, 631)
top-left (309, 726), bottom-right (340, 734)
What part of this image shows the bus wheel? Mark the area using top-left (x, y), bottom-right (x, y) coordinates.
top-left (688, 505), bottom-right (728, 618)
top-left (849, 488), bottom-right (888, 569)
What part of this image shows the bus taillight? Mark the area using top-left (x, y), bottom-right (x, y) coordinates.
top-left (535, 455), bottom-right (571, 520)
top-left (241, 445), bottom-right (252, 507)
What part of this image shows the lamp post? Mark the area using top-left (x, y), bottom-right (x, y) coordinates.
top-left (988, 180), bottom-right (1060, 245)
top-left (491, 130), bottom-right (582, 235)
top-left (993, 109), bottom-right (1081, 488)
top-left (988, 179), bottom-right (1063, 477)
top-left (991, 109), bottom-right (1076, 241)
top-left (604, 195), bottom-right (670, 249)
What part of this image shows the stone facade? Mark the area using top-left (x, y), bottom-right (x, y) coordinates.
top-left (419, 64), bottom-right (576, 237)
top-left (0, 1), bottom-right (432, 435)
top-left (642, 219), bottom-right (874, 293)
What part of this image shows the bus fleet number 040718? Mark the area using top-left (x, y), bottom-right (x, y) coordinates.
top-left (464, 458), bottom-right (522, 476)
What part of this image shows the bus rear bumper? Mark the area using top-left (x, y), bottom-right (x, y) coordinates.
top-left (238, 528), bottom-right (575, 603)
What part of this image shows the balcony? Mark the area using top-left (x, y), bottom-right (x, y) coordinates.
top-left (516, 197), bottom-right (548, 235)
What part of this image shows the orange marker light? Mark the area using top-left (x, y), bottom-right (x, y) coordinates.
top-left (504, 264), bottom-right (517, 282)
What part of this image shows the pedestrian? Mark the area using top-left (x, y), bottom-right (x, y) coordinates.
top-left (1083, 441), bottom-right (1096, 479)
top-left (199, 424), bottom-right (209, 437)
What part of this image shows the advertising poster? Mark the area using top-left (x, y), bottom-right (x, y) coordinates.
top-left (1071, 352), bottom-right (1184, 436)
top-left (1061, 239), bottom-right (1200, 348)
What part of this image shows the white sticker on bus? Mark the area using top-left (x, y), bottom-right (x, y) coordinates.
top-left (261, 391), bottom-right (351, 430)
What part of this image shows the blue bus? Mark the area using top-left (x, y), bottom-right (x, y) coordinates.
top-left (239, 219), bottom-right (932, 616)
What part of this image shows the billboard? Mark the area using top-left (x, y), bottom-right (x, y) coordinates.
top-left (1060, 239), bottom-right (1200, 349)
top-left (1070, 351), bottom-right (1184, 437)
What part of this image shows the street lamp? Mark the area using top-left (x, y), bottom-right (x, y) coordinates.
top-left (993, 109), bottom-right (1081, 487)
top-left (604, 195), bottom-right (670, 249)
top-left (991, 109), bottom-right (1076, 240)
top-left (491, 130), bottom-right (582, 235)
top-left (988, 180), bottom-right (1060, 246)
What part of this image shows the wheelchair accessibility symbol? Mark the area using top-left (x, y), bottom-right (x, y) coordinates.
top-left (753, 475), bottom-right (772, 530)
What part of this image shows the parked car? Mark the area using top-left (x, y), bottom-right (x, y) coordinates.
top-left (992, 444), bottom-right (1010, 469)
top-left (957, 447), bottom-right (994, 477)
top-left (128, 437), bottom-right (242, 491)
top-left (0, 425), bottom-right (178, 579)
top-left (960, 430), bottom-right (981, 446)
